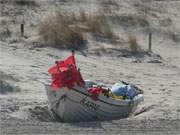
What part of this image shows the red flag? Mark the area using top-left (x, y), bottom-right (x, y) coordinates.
top-left (51, 73), bottom-right (65, 90)
top-left (48, 54), bottom-right (84, 91)
top-left (48, 55), bottom-right (76, 74)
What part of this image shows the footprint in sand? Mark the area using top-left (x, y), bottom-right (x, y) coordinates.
top-left (0, 80), bottom-right (20, 94)
top-left (28, 106), bottom-right (58, 122)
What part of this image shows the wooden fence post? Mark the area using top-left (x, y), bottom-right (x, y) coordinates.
top-left (149, 32), bottom-right (152, 52)
top-left (20, 23), bottom-right (24, 37)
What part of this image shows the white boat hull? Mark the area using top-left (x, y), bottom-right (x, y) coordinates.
top-left (45, 85), bottom-right (143, 122)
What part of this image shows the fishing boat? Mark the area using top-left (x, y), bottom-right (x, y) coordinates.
top-left (45, 52), bottom-right (143, 122)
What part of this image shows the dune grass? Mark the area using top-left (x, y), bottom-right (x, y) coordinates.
top-left (38, 10), bottom-right (86, 50)
top-left (38, 8), bottom-right (116, 50)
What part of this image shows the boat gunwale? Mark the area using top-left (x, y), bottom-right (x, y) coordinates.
top-left (71, 87), bottom-right (142, 107)
top-left (45, 84), bottom-right (143, 107)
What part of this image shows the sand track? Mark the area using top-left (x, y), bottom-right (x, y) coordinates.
top-left (1, 119), bottom-right (179, 135)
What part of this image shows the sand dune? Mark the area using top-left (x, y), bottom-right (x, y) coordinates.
top-left (0, 0), bottom-right (180, 134)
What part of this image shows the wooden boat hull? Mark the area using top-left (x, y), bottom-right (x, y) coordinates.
top-left (45, 85), bottom-right (143, 122)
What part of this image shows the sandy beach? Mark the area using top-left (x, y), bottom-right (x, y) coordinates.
top-left (0, 0), bottom-right (180, 134)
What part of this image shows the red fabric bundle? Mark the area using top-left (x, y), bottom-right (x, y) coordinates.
top-left (88, 87), bottom-right (104, 101)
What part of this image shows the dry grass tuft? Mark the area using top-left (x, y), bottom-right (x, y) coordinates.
top-left (79, 9), bottom-right (87, 22)
top-left (128, 35), bottom-right (139, 52)
top-left (87, 14), bottom-right (116, 39)
top-left (39, 11), bottom-right (86, 50)
top-left (0, 28), bottom-right (11, 41)
top-left (171, 32), bottom-right (180, 42)
top-left (115, 14), bottom-right (149, 28)
top-left (135, 15), bottom-right (149, 27)
top-left (87, 14), bottom-right (106, 34)
top-left (99, 0), bottom-right (119, 13)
